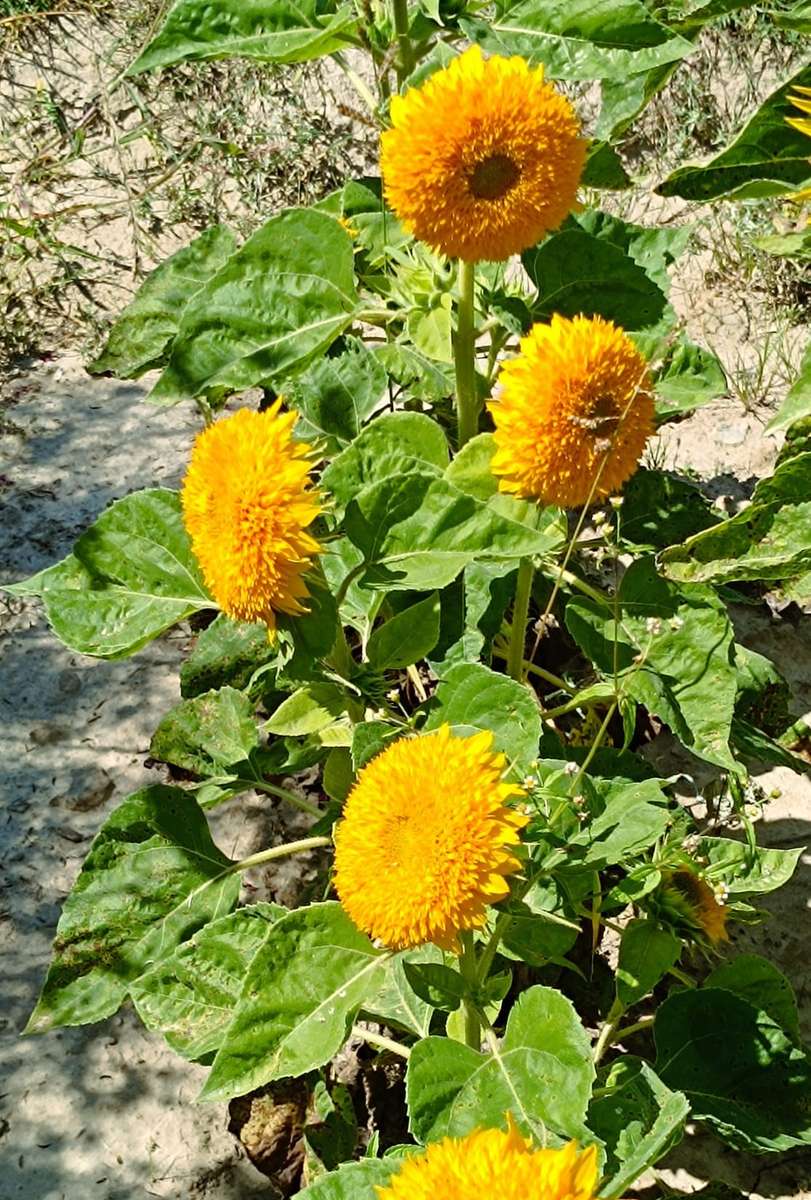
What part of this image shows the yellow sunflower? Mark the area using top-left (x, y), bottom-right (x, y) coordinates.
top-left (181, 403), bottom-right (322, 633)
top-left (333, 725), bottom-right (527, 950)
top-left (488, 314), bottom-right (654, 508)
top-left (380, 45), bottom-right (586, 262)
top-left (376, 1119), bottom-right (600, 1200)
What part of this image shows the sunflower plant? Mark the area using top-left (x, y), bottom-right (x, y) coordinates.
top-left (6, 1), bottom-right (811, 1196)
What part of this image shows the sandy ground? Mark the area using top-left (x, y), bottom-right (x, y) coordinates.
top-left (1, 353), bottom-right (810, 1199)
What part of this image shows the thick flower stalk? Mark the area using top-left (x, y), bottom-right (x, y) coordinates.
top-left (376, 1119), bottom-right (600, 1200)
top-left (489, 314), bottom-right (655, 508)
top-left (380, 45), bottom-right (586, 263)
top-left (333, 725), bottom-right (527, 950)
top-left (181, 403), bottom-right (322, 634)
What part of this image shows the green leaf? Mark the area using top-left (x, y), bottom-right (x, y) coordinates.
top-left (572, 209), bottom-right (692, 296)
top-left (766, 340), bottom-right (811, 433)
top-left (88, 225), bottom-right (237, 378)
top-left (616, 919), bottom-right (681, 1009)
top-left (424, 662), bottom-right (541, 771)
top-left (129, 903), bottom-right (284, 1060)
top-left (129, 0), bottom-right (357, 74)
top-left (706, 955), bottom-right (801, 1041)
top-left (149, 209), bottom-right (357, 403)
top-left (351, 720), bottom-right (400, 770)
top-left (407, 296), bottom-right (454, 363)
top-left (620, 469), bottom-right (719, 549)
top-left (582, 140), bottom-right (631, 190)
top-left (657, 61), bottom-right (811, 201)
top-left (462, 0), bottom-right (693, 82)
top-left (2, 489), bottom-right (212, 659)
top-left (374, 342), bottom-right (453, 403)
top-left (266, 682), bottom-right (348, 737)
top-left (659, 452), bottom-right (811, 584)
top-left (26, 786), bottom-right (239, 1033)
top-left (650, 336), bottom-right (728, 420)
top-left (201, 903), bottom-right (385, 1100)
top-left (587, 1057), bottom-right (689, 1199)
top-left (366, 946), bottom-right (445, 1036)
top-left (367, 593), bottom-right (441, 671)
top-left (285, 338), bottom-right (388, 451)
top-left (566, 558), bottom-right (740, 772)
top-left (321, 412), bottom-right (449, 515)
top-left (323, 747), bottom-right (354, 802)
top-left (570, 778), bottom-right (673, 867)
top-left (180, 613), bottom-right (277, 698)
top-left (345, 472), bottom-right (564, 593)
top-left (655, 988), bottom-right (811, 1150)
top-left (297, 1157), bottom-right (400, 1199)
top-left (696, 836), bottom-right (803, 896)
top-left (150, 686), bottom-right (259, 775)
top-left (777, 0), bottom-right (811, 33)
top-left (407, 989), bottom-right (595, 1148)
top-left (523, 228), bottom-right (668, 332)
top-left (403, 960), bottom-right (467, 1013)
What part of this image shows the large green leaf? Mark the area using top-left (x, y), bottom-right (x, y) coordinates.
top-left (201, 903), bottom-right (385, 1100)
top-left (659, 452), bottom-right (811, 584)
top-left (587, 1057), bottom-right (689, 1198)
top-left (150, 686), bottom-right (259, 775)
top-left (658, 61), bottom-right (811, 200)
top-left (655, 988), bottom-right (811, 1151)
top-left (649, 336), bottom-right (728, 420)
top-left (285, 338), bottom-right (388, 451)
top-left (766, 340), bottom-right (811, 433)
top-left (88, 225), bottom-right (237, 378)
top-left (26, 786), bottom-right (239, 1033)
top-left (322, 412), bottom-right (449, 515)
top-left (424, 662), bottom-right (542, 772)
top-left (523, 228), bottom-right (668, 331)
top-left (130, 0), bottom-right (357, 74)
top-left (344, 471), bottom-right (565, 592)
top-left (149, 209), bottom-right (357, 403)
top-left (407, 986), bottom-right (595, 1145)
top-left (566, 557), bottom-right (739, 772)
top-left (129, 903), bottom-right (285, 1060)
top-left (2, 489), bottom-right (212, 659)
top-left (569, 778), bottom-right (673, 868)
top-left (462, 0), bottom-right (693, 82)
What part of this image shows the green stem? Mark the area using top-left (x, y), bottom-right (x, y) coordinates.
top-left (454, 259), bottom-right (479, 448)
top-left (352, 1025), bottom-right (411, 1059)
top-left (476, 912), bottom-right (510, 985)
top-left (391, 0), bottom-right (414, 83)
top-left (611, 1015), bottom-right (655, 1043)
top-left (507, 558), bottom-right (534, 682)
top-left (228, 836), bottom-right (331, 875)
top-left (593, 998), bottom-right (624, 1066)
top-left (491, 643), bottom-right (572, 693)
top-left (253, 780), bottom-right (322, 818)
top-left (569, 700), bottom-right (617, 795)
top-left (558, 568), bottom-right (611, 608)
top-left (668, 964), bottom-right (697, 988)
top-left (458, 931), bottom-right (482, 1050)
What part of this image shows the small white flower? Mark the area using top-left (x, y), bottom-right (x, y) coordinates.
top-left (668, 616), bottom-right (684, 631)
top-left (564, 761), bottom-right (579, 776)
top-left (609, 495), bottom-right (624, 509)
top-left (593, 510), bottom-right (607, 526)
top-left (523, 775), bottom-right (536, 790)
top-left (712, 881), bottom-right (730, 906)
top-left (645, 617), bottom-right (662, 636)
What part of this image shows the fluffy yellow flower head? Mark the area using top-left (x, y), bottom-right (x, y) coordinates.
top-left (786, 86), bottom-right (811, 207)
top-left (376, 1120), bottom-right (600, 1200)
top-left (660, 868), bottom-right (729, 946)
top-left (333, 725), bottom-right (527, 950)
top-left (380, 45), bottom-right (586, 262)
top-left (489, 314), bottom-right (655, 508)
top-left (181, 403), bottom-right (322, 633)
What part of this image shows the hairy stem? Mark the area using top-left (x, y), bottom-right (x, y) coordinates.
top-left (228, 836), bottom-right (331, 875)
top-left (391, 0), bottom-right (414, 83)
top-left (352, 1025), bottom-right (412, 1059)
top-left (459, 931), bottom-right (482, 1050)
top-left (454, 259), bottom-right (479, 448)
top-left (507, 558), bottom-right (535, 682)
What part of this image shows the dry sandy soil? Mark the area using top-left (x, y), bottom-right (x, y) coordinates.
top-left (1, 7), bottom-right (810, 1200)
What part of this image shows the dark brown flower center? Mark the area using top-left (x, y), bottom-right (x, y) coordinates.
top-left (469, 153), bottom-right (520, 200)
top-left (571, 392), bottom-right (620, 438)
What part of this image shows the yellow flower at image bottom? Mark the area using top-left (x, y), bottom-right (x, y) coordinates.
top-left (380, 45), bottom-right (586, 262)
top-left (376, 1121), bottom-right (599, 1200)
top-left (333, 725), bottom-right (527, 950)
top-left (489, 314), bottom-right (655, 509)
top-left (181, 403), bottom-right (322, 634)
